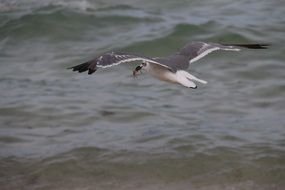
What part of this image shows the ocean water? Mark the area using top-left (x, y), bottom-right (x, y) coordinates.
top-left (0, 0), bottom-right (285, 189)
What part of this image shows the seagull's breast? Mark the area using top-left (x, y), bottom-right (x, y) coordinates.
top-left (145, 63), bottom-right (178, 83)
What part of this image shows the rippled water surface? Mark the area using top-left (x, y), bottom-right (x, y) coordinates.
top-left (0, 0), bottom-right (285, 189)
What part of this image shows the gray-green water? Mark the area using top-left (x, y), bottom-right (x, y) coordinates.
top-left (0, 0), bottom-right (285, 189)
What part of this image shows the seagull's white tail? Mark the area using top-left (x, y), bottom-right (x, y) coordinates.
top-left (177, 70), bottom-right (208, 84)
top-left (176, 71), bottom-right (197, 88)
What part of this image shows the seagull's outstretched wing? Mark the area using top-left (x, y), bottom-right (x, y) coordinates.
top-left (179, 42), bottom-right (269, 65)
top-left (68, 52), bottom-right (173, 75)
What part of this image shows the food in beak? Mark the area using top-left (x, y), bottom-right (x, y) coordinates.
top-left (133, 65), bottom-right (142, 77)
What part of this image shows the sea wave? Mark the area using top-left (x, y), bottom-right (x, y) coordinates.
top-left (1, 0), bottom-right (285, 189)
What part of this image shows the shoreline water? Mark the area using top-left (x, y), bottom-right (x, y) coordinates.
top-left (1, 0), bottom-right (285, 189)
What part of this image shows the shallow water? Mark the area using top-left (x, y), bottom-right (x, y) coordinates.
top-left (0, 0), bottom-right (285, 189)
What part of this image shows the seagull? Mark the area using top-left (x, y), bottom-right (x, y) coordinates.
top-left (68, 42), bottom-right (268, 89)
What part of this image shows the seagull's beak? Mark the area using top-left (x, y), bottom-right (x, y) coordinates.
top-left (133, 65), bottom-right (142, 77)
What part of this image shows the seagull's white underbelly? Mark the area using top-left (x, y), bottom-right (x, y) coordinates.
top-left (146, 64), bottom-right (178, 83)
top-left (144, 63), bottom-right (203, 88)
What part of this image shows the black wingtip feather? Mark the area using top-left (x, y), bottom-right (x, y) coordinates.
top-left (68, 59), bottom-right (98, 75)
top-left (88, 69), bottom-right (96, 75)
top-left (223, 43), bottom-right (270, 49)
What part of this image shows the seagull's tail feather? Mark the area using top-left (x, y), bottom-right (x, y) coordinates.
top-left (178, 70), bottom-right (208, 84)
top-left (67, 59), bottom-right (97, 75)
top-left (222, 43), bottom-right (270, 49)
top-left (176, 70), bottom-right (208, 89)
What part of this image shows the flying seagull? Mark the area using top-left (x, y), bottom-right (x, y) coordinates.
top-left (68, 42), bottom-right (268, 89)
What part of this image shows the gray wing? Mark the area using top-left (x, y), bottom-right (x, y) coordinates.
top-left (179, 41), bottom-right (269, 65)
top-left (68, 52), bottom-right (173, 75)
top-left (153, 54), bottom-right (190, 72)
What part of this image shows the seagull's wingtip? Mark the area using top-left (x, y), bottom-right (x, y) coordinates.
top-left (88, 69), bottom-right (97, 75)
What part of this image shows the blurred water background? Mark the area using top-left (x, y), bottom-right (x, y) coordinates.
top-left (0, 0), bottom-right (285, 189)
